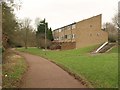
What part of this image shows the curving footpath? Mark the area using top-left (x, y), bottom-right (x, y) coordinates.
top-left (20, 52), bottom-right (86, 88)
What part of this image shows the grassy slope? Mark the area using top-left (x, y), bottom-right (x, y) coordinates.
top-left (2, 50), bottom-right (27, 88)
top-left (17, 45), bottom-right (118, 88)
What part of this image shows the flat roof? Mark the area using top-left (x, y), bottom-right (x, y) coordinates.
top-left (53, 22), bottom-right (76, 31)
top-left (53, 14), bottom-right (102, 31)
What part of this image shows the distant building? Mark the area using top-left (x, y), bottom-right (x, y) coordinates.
top-left (52, 14), bottom-right (108, 49)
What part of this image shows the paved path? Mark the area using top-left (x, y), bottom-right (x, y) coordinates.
top-left (20, 52), bottom-right (86, 88)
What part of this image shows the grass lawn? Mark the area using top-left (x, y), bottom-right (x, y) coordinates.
top-left (17, 45), bottom-right (118, 88)
top-left (2, 50), bottom-right (27, 88)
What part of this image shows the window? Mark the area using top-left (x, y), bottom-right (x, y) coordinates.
top-left (64, 35), bottom-right (67, 39)
top-left (61, 28), bottom-right (64, 32)
top-left (54, 37), bottom-right (57, 40)
top-left (67, 26), bottom-right (71, 30)
top-left (64, 27), bottom-right (67, 30)
top-left (90, 25), bottom-right (92, 27)
top-left (59, 36), bottom-right (64, 40)
top-left (55, 29), bottom-right (59, 33)
top-left (55, 37), bottom-right (59, 40)
top-left (59, 28), bottom-right (62, 32)
top-left (64, 34), bottom-right (75, 39)
top-left (59, 37), bottom-right (61, 40)
top-left (72, 24), bottom-right (76, 29)
top-left (62, 36), bottom-right (64, 40)
top-left (57, 37), bottom-right (59, 40)
top-left (67, 34), bottom-right (71, 39)
top-left (72, 34), bottom-right (75, 39)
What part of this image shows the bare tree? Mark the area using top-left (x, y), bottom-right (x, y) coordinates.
top-left (21, 18), bottom-right (31, 49)
top-left (112, 13), bottom-right (120, 44)
top-left (112, 13), bottom-right (120, 29)
top-left (103, 22), bottom-right (118, 42)
top-left (112, 14), bottom-right (118, 27)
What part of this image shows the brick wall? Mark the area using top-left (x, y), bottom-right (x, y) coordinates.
top-left (75, 14), bottom-right (108, 48)
top-left (61, 42), bottom-right (76, 50)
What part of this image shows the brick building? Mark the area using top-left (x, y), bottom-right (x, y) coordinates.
top-left (52, 14), bottom-right (108, 49)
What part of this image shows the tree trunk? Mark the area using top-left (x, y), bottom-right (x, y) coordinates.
top-left (25, 28), bottom-right (28, 49)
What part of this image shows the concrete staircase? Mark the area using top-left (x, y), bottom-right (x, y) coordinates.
top-left (95, 42), bottom-right (108, 53)
top-left (95, 42), bottom-right (116, 53)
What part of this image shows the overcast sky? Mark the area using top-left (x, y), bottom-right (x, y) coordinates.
top-left (15, 0), bottom-right (119, 30)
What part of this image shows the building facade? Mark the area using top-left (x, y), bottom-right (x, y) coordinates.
top-left (52, 14), bottom-right (108, 49)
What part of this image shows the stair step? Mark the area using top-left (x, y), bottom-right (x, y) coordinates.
top-left (98, 43), bottom-right (115, 53)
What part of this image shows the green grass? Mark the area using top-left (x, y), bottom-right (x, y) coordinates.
top-left (17, 45), bottom-right (118, 88)
top-left (108, 46), bottom-right (118, 53)
top-left (2, 50), bottom-right (27, 88)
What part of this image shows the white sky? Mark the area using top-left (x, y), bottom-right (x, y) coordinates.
top-left (15, 0), bottom-right (119, 30)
